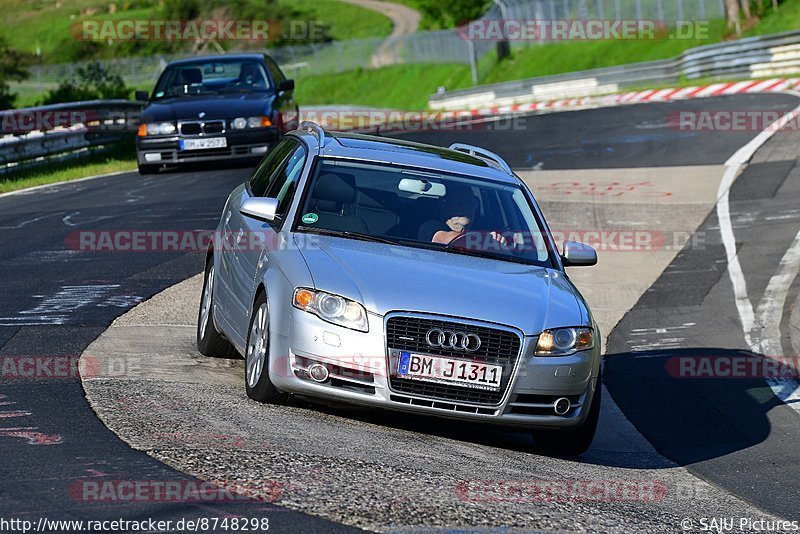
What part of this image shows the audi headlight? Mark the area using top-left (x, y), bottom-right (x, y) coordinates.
top-left (535, 327), bottom-right (594, 356)
top-left (293, 288), bottom-right (368, 332)
top-left (145, 122), bottom-right (175, 135)
top-left (231, 117), bottom-right (247, 129)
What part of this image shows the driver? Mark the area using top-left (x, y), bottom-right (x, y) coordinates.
top-left (418, 186), bottom-right (507, 246)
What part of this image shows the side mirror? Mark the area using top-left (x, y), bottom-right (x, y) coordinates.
top-left (278, 79), bottom-right (295, 93)
top-left (135, 90), bottom-right (149, 101)
top-left (561, 241), bottom-right (597, 267)
top-left (240, 197), bottom-right (279, 222)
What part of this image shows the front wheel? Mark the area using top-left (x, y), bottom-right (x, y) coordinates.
top-left (244, 292), bottom-right (287, 404)
top-left (197, 258), bottom-right (236, 358)
top-left (531, 379), bottom-right (602, 456)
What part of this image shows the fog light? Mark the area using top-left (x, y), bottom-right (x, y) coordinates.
top-left (144, 153), bottom-right (161, 162)
top-left (250, 145), bottom-right (268, 154)
top-left (553, 397), bottom-right (571, 416)
top-left (308, 363), bottom-right (329, 383)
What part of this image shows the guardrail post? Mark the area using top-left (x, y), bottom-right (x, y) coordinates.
top-left (467, 39), bottom-right (478, 85)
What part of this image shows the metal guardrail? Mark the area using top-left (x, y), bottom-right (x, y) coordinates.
top-left (429, 30), bottom-right (800, 110)
top-left (0, 100), bottom-right (142, 170)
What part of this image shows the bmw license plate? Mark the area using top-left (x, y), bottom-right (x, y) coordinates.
top-left (397, 351), bottom-right (502, 391)
top-left (180, 137), bottom-right (227, 150)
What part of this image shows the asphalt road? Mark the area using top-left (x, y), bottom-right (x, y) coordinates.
top-left (1, 93), bottom-right (799, 530)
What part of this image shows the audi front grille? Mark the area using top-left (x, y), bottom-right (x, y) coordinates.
top-left (385, 315), bottom-right (522, 405)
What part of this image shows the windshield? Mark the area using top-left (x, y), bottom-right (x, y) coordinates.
top-left (295, 158), bottom-right (554, 267)
top-left (152, 60), bottom-right (272, 98)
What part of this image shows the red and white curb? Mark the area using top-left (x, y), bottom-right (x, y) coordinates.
top-left (449, 78), bottom-right (800, 117)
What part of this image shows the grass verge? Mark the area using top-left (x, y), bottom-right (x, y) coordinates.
top-left (0, 142), bottom-right (136, 194)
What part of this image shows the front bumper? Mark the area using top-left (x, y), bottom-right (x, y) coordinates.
top-left (135, 128), bottom-right (279, 165)
top-left (268, 308), bottom-right (601, 430)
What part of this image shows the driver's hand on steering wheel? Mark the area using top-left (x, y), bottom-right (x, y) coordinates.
top-left (488, 231), bottom-right (508, 246)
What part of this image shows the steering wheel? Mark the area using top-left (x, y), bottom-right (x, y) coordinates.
top-left (447, 231), bottom-right (512, 252)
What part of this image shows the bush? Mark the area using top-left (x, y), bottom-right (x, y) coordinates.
top-left (41, 62), bottom-right (131, 105)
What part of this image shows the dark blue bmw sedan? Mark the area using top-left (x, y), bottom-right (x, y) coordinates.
top-left (134, 53), bottom-right (298, 174)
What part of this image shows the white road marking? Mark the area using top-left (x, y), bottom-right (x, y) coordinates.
top-left (0, 285), bottom-right (120, 325)
top-left (717, 99), bottom-right (800, 410)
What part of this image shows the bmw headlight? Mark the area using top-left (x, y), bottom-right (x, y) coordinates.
top-left (144, 122), bottom-right (175, 135)
top-left (535, 327), bottom-right (594, 356)
top-left (293, 288), bottom-right (368, 332)
top-left (231, 116), bottom-right (272, 129)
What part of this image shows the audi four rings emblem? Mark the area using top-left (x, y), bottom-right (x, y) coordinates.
top-left (426, 329), bottom-right (482, 352)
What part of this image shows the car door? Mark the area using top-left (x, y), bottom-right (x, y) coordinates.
top-left (219, 138), bottom-right (297, 331)
top-left (229, 138), bottom-right (307, 336)
top-left (265, 57), bottom-right (299, 131)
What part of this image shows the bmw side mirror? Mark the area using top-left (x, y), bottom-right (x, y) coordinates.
top-left (135, 90), bottom-right (149, 101)
top-left (240, 197), bottom-right (279, 222)
top-left (561, 241), bottom-right (597, 267)
top-left (278, 79), bottom-right (294, 93)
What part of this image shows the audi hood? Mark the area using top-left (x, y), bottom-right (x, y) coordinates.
top-left (294, 235), bottom-right (590, 336)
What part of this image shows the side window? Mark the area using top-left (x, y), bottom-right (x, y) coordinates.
top-left (264, 144), bottom-right (307, 222)
top-left (249, 138), bottom-right (297, 197)
top-left (265, 57), bottom-right (286, 84)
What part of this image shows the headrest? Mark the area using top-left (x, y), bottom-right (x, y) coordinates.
top-left (314, 172), bottom-right (357, 204)
top-left (179, 68), bottom-right (202, 85)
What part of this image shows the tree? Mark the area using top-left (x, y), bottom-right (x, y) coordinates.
top-left (0, 37), bottom-right (29, 110)
top-left (725, 0), bottom-right (742, 35)
top-left (416, 0), bottom-right (489, 29)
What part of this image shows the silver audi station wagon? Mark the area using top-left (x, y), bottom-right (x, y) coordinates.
top-left (197, 122), bottom-right (601, 454)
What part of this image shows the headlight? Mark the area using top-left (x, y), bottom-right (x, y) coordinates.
top-left (144, 122), bottom-right (175, 135)
top-left (231, 117), bottom-right (247, 129)
top-left (535, 327), bottom-right (594, 356)
top-left (248, 116), bottom-right (271, 128)
top-left (292, 288), bottom-right (368, 332)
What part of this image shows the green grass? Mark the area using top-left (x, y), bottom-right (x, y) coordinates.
top-left (0, 142), bottom-right (136, 194)
top-left (286, 0), bottom-right (392, 41)
top-left (296, 64), bottom-right (473, 110)
top-left (0, 0), bottom-right (392, 63)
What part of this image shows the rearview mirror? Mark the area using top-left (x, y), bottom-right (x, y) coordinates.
top-left (240, 197), bottom-right (279, 222)
top-left (561, 241), bottom-right (597, 267)
top-left (278, 79), bottom-right (295, 92)
top-left (135, 90), bottom-right (149, 101)
top-left (398, 178), bottom-right (446, 197)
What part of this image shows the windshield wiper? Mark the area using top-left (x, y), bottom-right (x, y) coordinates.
top-left (299, 227), bottom-right (398, 245)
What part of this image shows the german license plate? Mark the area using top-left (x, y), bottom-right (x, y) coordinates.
top-left (397, 351), bottom-right (502, 391)
top-left (181, 137), bottom-right (227, 150)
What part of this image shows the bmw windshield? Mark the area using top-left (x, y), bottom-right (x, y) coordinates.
top-left (295, 158), bottom-right (556, 268)
top-left (152, 59), bottom-right (272, 99)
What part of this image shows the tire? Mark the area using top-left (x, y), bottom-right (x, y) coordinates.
top-left (138, 163), bottom-right (159, 175)
top-left (244, 292), bottom-right (287, 404)
top-left (531, 379), bottom-right (602, 456)
top-left (196, 258), bottom-right (236, 358)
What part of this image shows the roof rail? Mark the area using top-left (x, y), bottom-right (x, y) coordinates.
top-left (448, 143), bottom-right (513, 176)
top-left (298, 121), bottom-right (326, 149)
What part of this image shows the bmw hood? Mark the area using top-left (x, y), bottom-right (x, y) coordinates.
top-left (297, 236), bottom-right (588, 336)
top-left (142, 94), bottom-right (272, 122)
